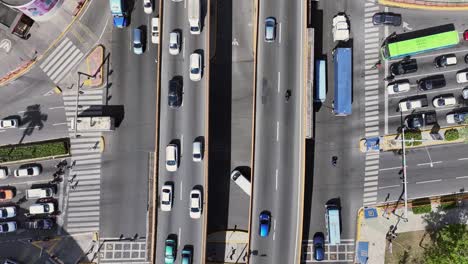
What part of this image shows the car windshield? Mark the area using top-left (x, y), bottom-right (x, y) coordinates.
top-left (0, 192), bottom-right (5, 199)
top-left (44, 204), bottom-right (50, 212)
top-left (455, 113), bottom-right (467, 122)
top-left (193, 153), bottom-right (201, 159)
top-left (134, 43), bottom-right (142, 49)
top-left (145, 3), bottom-right (151, 7)
top-left (0, 210), bottom-right (6, 217)
top-left (437, 98), bottom-right (445, 106)
top-left (170, 43), bottom-right (177, 49)
top-left (191, 67), bottom-right (200, 74)
top-left (27, 168), bottom-right (33, 174)
top-left (167, 160), bottom-right (176, 166)
top-left (392, 85), bottom-right (399, 92)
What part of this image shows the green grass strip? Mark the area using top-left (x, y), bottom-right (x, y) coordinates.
top-left (0, 140), bottom-right (69, 163)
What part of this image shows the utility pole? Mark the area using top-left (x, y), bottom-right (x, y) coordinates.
top-left (401, 127), bottom-right (408, 220)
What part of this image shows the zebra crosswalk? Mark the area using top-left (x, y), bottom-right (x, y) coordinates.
top-left (62, 88), bottom-right (105, 234)
top-left (39, 37), bottom-right (84, 84)
top-left (362, 0), bottom-right (382, 207)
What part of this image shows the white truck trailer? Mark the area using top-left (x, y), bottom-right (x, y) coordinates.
top-left (188, 0), bottom-right (200, 34)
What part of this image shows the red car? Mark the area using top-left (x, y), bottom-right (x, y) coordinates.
top-left (0, 189), bottom-right (14, 202)
top-left (464, 30), bottom-right (468, 41)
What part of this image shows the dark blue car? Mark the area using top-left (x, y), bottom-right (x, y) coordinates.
top-left (259, 211), bottom-right (271, 237)
top-left (313, 232), bottom-right (325, 261)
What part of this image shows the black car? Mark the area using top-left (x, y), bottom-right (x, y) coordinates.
top-left (434, 54), bottom-right (457, 68)
top-left (372, 12), bottom-right (402, 26)
top-left (390, 59), bottom-right (418, 76)
top-left (405, 111), bottom-right (437, 129)
top-left (168, 78), bottom-right (182, 108)
top-left (418, 75), bottom-right (446, 91)
top-left (24, 218), bottom-right (54, 230)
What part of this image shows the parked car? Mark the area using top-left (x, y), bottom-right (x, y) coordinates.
top-left (418, 75), bottom-right (446, 91)
top-left (164, 238), bottom-right (176, 264)
top-left (433, 95), bottom-right (456, 108)
top-left (0, 221), bottom-right (16, 233)
top-left (398, 97), bottom-right (427, 112)
top-left (372, 12), bottom-right (401, 26)
top-left (181, 248), bottom-right (192, 264)
top-left (387, 81), bottom-right (410, 95)
top-left (0, 118), bottom-right (18, 129)
top-left (405, 111), bottom-right (437, 129)
top-left (189, 189), bottom-right (202, 219)
top-left (258, 211), bottom-right (271, 237)
top-left (143, 0), bottom-right (153, 14)
top-left (151, 17), bottom-right (159, 44)
top-left (169, 31), bottom-right (181, 55)
top-left (434, 54), bottom-right (457, 68)
top-left (24, 218), bottom-right (54, 230)
top-left (464, 30), bottom-right (468, 41)
top-left (264, 17), bottom-right (276, 42)
top-left (446, 111), bottom-right (468, 124)
top-left (0, 206), bottom-right (16, 219)
top-left (390, 59), bottom-right (417, 76)
top-left (313, 232), bottom-right (325, 261)
top-left (189, 53), bottom-right (202, 81)
top-left (0, 167), bottom-right (8, 179)
top-left (0, 189), bottom-right (14, 202)
top-left (14, 165), bottom-right (41, 177)
top-left (168, 78), bottom-right (182, 108)
top-left (29, 203), bottom-right (55, 215)
top-left (456, 71), bottom-right (468, 83)
top-left (463, 88), bottom-right (468, 100)
top-left (332, 13), bottom-right (349, 42)
top-left (160, 185), bottom-right (173, 212)
top-left (165, 144), bottom-right (179, 172)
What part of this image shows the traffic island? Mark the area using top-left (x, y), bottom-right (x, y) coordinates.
top-left (360, 124), bottom-right (468, 152)
top-left (80, 45), bottom-right (105, 88)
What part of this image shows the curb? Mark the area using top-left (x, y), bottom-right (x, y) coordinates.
top-left (355, 207), bottom-right (365, 244)
top-left (379, 0), bottom-right (468, 10)
top-left (0, 0), bottom-right (90, 87)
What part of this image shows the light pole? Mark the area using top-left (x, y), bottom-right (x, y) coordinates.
top-left (401, 127), bottom-right (408, 220)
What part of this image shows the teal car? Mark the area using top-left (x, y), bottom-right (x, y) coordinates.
top-left (181, 248), bottom-right (192, 264)
top-left (165, 238), bottom-right (176, 264)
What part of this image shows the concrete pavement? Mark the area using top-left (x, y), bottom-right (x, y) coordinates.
top-left (0, 0), bottom-right (90, 86)
top-left (355, 196), bottom-right (468, 264)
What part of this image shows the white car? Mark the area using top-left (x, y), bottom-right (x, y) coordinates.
top-left (332, 14), bottom-right (349, 42)
top-left (189, 189), bottom-right (202, 219)
top-left (160, 185), bottom-right (173, 211)
top-left (0, 221), bottom-right (16, 233)
top-left (432, 95), bottom-right (456, 108)
top-left (0, 119), bottom-right (18, 129)
top-left (456, 72), bottom-right (468, 83)
top-left (0, 206), bottom-right (16, 219)
top-left (192, 140), bottom-right (203, 162)
top-left (151, 17), bottom-right (159, 44)
top-left (14, 165), bottom-right (41, 177)
top-left (398, 99), bottom-right (424, 112)
top-left (143, 0), bottom-right (153, 14)
top-left (189, 53), bottom-right (202, 81)
top-left (387, 81), bottom-right (410, 95)
top-left (169, 31), bottom-right (180, 55)
top-left (0, 167), bottom-right (8, 180)
top-left (165, 144), bottom-right (178, 172)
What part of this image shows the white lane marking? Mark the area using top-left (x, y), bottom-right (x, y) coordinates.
top-left (273, 232), bottom-right (276, 241)
top-left (20, 126), bottom-right (41, 130)
top-left (49, 106), bottom-right (65, 110)
top-left (183, 37), bottom-right (186, 58)
top-left (79, 0), bottom-right (93, 21)
top-left (129, 29), bottom-right (132, 51)
top-left (98, 14), bottom-right (111, 40)
top-left (53, 122), bottom-right (68, 126)
top-left (379, 166), bottom-right (402, 171)
top-left (417, 161), bottom-right (442, 166)
top-left (456, 176), bottom-right (468, 179)
top-left (180, 181), bottom-right (183, 201)
top-left (458, 157), bottom-right (468, 161)
top-left (273, 219), bottom-right (276, 230)
top-left (275, 169), bottom-right (278, 190)
top-left (379, 184), bottom-right (400, 190)
top-left (0, 130), bottom-right (5, 133)
top-left (276, 122), bottom-right (279, 142)
top-left (277, 71), bottom-right (281, 93)
top-left (416, 179), bottom-right (442, 184)
top-left (178, 228), bottom-right (181, 246)
top-left (278, 22), bottom-right (282, 44)
top-left (184, 0), bottom-right (187, 8)
top-left (180, 134), bottom-right (184, 155)
top-left (384, 15), bottom-right (389, 135)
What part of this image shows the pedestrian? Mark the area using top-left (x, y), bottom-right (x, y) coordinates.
top-left (68, 174), bottom-right (77, 184)
top-left (71, 180), bottom-right (79, 190)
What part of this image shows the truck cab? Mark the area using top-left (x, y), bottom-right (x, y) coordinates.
top-left (109, 0), bottom-right (128, 28)
top-left (332, 14), bottom-right (349, 42)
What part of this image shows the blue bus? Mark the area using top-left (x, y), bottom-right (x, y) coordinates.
top-left (327, 205), bottom-right (341, 245)
top-left (109, 0), bottom-right (128, 28)
top-left (333, 48), bottom-right (352, 116)
top-left (315, 60), bottom-right (326, 103)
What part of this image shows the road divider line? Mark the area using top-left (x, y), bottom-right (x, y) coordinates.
top-left (416, 179), bottom-right (442, 184)
top-left (273, 232), bottom-right (276, 241)
top-left (417, 161), bottom-right (442, 166)
top-left (458, 158), bottom-right (468, 161)
top-left (275, 169), bottom-right (278, 190)
top-left (379, 166), bottom-right (402, 171)
top-left (456, 176), bottom-right (468, 179)
top-left (379, 184), bottom-right (400, 190)
top-left (278, 22), bottom-right (282, 44)
top-left (178, 228), bottom-right (181, 247)
top-left (49, 106), bottom-right (65, 110)
top-left (183, 37), bottom-right (186, 58)
top-left (276, 121), bottom-right (279, 141)
top-left (277, 71), bottom-right (281, 93)
top-left (53, 122), bottom-right (68, 126)
top-left (180, 181), bottom-right (183, 201)
top-left (180, 134), bottom-right (184, 155)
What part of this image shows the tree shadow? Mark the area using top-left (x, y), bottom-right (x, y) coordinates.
top-left (14, 105), bottom-right (48, 149)
top-left (421, 201), bottom-right (468, 241)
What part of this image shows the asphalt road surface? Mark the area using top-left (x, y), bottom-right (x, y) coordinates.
top-left (155, 0), bottom-right (208, 263)
top-left (249, 0), bottom-right (304, 263)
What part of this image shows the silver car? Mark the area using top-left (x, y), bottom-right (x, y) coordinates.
top-left (264, 17), bottom-right (276, 42)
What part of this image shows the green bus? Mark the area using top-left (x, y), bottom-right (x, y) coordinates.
top-left (381, 24), bottom-right (459, 60)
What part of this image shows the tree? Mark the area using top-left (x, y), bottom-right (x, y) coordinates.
top-left (423, 224), bottom-right (468, 264)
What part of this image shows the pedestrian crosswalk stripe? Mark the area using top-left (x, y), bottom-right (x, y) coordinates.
top-left (69, 190), bottom-right (100, 197)
top-left (67, 222), bottom-right (99, 227)
top-left (67, 227), bottom-right (99, 233)
top-left (63, 100), bottom-right (103, 106)
top-left (365, 6), bottom-right (379, 12)
top-left (68, 201), bottom-right (100, 207)
top-left (71, 169), bottom-right (101, 174)
top-left (52, 50), bottom-right (84, 82)
top-left (72, 175), bottom-right (100, 181)
top-left (47, 45), bottom-right (79, 77)
top-left (68, 195), bottom-right (100, 202)
top-left (40, 38), bottom-right (72, 69)
top-left (68, 211), bottom-right (100, 217)
top-left (71, 179), bottom-right (100, 186)
top-left (72, 154), bottom-right (101, 160)
top-left (63, 89), bottom-right (104, 96)
top-left (364, 181), bottom-right (378, 187)
top-left (66, 216), bottom-right (99, 222)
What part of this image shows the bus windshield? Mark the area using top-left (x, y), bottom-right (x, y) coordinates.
top-left (381, 24), bottom-right (459, 60)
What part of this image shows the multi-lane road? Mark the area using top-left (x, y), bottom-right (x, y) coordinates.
top-left (249, 0), bottom-right (305, 263)
top-left (155, 0), bottom-right (208, 263)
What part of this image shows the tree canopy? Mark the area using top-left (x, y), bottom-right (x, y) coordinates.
top-left (423, 224), bottom-right (468, 264)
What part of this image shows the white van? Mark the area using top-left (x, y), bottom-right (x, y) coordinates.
top-left (29, 203), bottom-right (55, 215)
top-left (230, 170), bottom-right (251, 196)
top-left (26, 188), bottom-right (53, 200)
top-left (166, 144), bottom-right (178, 172)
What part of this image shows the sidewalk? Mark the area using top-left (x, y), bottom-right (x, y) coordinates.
top-left (206, 230), bottom-right (249, 264)
top-left (379, 0), bottom-right (468, 10)
top-left (355, 197), bottom-right (468, 264)
top-left (0, 0), bottom-right (88, 86)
